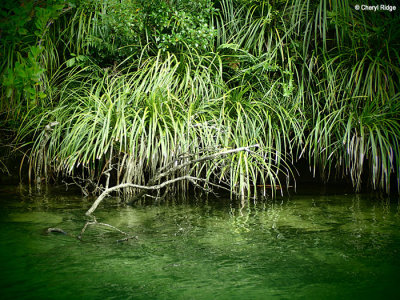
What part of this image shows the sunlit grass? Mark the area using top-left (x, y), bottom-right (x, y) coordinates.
top-left (4, 0), bottom-right (399, 197)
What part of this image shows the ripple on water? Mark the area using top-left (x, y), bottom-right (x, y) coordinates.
top-left (0, 186), bottom-right (400, 299)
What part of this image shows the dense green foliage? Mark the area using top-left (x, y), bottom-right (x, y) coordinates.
top-left (1, 0), bottom-right (399, 197)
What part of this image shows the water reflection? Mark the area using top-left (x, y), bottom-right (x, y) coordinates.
top-left (1, 185), bottom-right (400, 299)
top-left (227, 194), bottom-right (399, 233)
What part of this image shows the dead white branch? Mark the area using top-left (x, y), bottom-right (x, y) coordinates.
top-left (86, 145), bottom-right (259, 216)
top-left (127, 144), bottom-right (259, 205)
top-left (86, 176), bottom-right (205, 216)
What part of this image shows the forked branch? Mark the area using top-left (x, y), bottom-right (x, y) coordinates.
top-left (86, 175), bottom-right (206, 216)
top-left (86, 145), bottom-right (259, 216)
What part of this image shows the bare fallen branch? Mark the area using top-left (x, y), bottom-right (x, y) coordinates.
top-left (156, 145), bottom-right (259, 181)
top-left (85, 145), bottom-right (259, 216)
top-left (49, 146), bottom-right (259, 243)
top-left (127, 144), bottom-right (259, 205)
top-left (86, 175), bottom-right (205, 216)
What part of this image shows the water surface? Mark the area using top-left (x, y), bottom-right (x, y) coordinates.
top-left (0, 185), bottom-right (399, 299)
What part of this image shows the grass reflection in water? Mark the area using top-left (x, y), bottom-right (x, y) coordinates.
top-left (0, 186), bottom-right (399, 299)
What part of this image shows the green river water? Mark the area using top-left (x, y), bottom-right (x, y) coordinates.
top-left (0, 185), bottom-right (399, 299)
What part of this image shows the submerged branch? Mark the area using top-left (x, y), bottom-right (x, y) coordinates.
top-left (77, 216), bottom-right (137, 242)
top-left (47, 227), bottom-right (68, 235)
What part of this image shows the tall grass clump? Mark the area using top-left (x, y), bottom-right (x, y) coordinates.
top-left (19, 52), bottom-right (295, 198)
top-left (290, 0), bottom-right (400, 191)
top-left (4, 0), bottom-right (400, 199)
